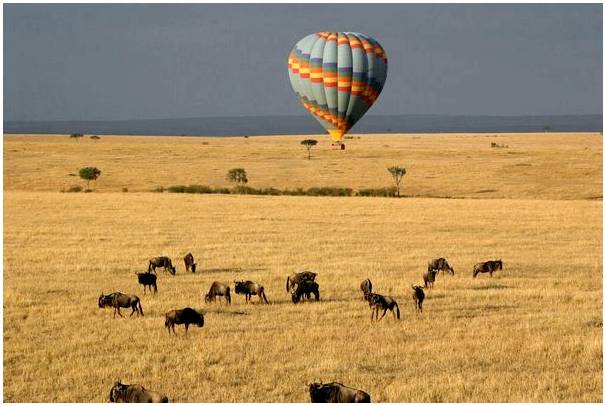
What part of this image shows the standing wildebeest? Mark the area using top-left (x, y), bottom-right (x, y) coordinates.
top-left (428, 257), bottom-right (455, 277)
top-left (109, 380), bottom-right (168, 403)
top-left (204, 281), bottom-right (231, 304)
top-left (473, 259), bottom-right (503, 278)
top-left (411, 285), bottom-right (425, 313)
top-left (98, 292), bottom-right (143, 318)
top-left (148, 256), bottom-right (176, 275)
top-left (309, 382), bottom-right (370, 403)
top-left (235, 280), bottom-right (269, 304)
top-left (164, 307), bottom-right (204, 335)
top-left (423, 269), bottom-right (437, 289)
top-left (136, 272), bottom-right (157, 294)
top-left (292, 280), bottom-right (320, 303)
top-left (184, 252), bottom-right (196, 273)
top-left (286, 271), bottom-right (317, 293)
top-left (367, 293), bottom-right (400, 321)
top-left (360, 278), bottom-right (373, 300)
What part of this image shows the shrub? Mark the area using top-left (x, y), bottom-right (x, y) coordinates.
top-left (306, 187), bottom-right (353, 197)
top-left (79, 167), bottom-right (101, 189)
top-left (227, 168), bottom-right (248, 185)
top-left (358, 187), bottom-right (397, 197)
top-left (64, 185), bottom-right (83, 193)
top-left (122, 187), bottom-right (128, 193)
top-left (167, 185), bottom-right (187, 193)
top-left (153, 186), bottom-right (165, 193)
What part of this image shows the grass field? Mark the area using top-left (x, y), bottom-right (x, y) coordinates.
top-left (3, 133), bottom-right (603, 402)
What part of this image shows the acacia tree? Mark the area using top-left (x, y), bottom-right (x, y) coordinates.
top-left (300, 139), bottom-right (318, 160)
top-left (387, 166), bottom-right (406, 197)
top-left (70, 133), bottom-right (84, 142)
top-left (79, 167), bottom-right (101, 190)
top-left (226, 168), bottom-right (248, 185)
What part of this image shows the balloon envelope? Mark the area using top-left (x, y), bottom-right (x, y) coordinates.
top-left (288, 32), bottom-right (388, 142)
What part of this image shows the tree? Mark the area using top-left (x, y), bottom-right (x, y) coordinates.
top-left (70, 133), bottom-right (84, 141)
top-left (79, 167), bottom-right (101, 189)
top-left (387, 166), bottom-right (406, 197)
top-left (226, 168), bottom-right (248, 185)
top-left (300, 139), bottom-right (318, 160)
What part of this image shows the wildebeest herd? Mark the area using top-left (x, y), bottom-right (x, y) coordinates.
top-left (99, 253), bottom-right (504, 402)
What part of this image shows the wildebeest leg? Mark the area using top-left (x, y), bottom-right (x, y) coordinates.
top-left (154, 283), bottom-right (157, 294)
top-left (130, 304), bottom-right (137, 317)
top-left (115, 306), bottom-right (124, 318)
top-left (378, 307), bottom-right (388, 321)
top-left (185, 324), bottom-right (189, 335)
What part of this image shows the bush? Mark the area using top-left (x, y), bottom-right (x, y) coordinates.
top-left (63, 185), bottom-right (83, 193)
top-left (153, 186), bottom-right (165, 193)
top-left (83, 189), bottom-right (93, 193)
top-left (122, 187), bottom-right (128, 193)
top-left (306, 187), bottom-right (353, 197)
top-left (358, 187), bottom-right (397, 197)
top-left (167, 185), bottom-right (187, 193)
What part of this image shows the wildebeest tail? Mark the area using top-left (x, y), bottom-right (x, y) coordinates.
top-left (395, 303), bottom-right (400, 320)
top-left (161, 395), bottom-right (169, 403)
top-left (285, 276), bottom-right (291, 293)
top-left (148, 261), bottom-right (152, 272)
top-left (137, 299), bottom-right (144, 316)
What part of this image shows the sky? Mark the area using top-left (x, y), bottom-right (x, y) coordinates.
top-left (3, 3), bottom-right (603, 121)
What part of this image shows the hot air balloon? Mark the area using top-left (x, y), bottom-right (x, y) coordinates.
top-left (287, 32), bottom-right (388, 147)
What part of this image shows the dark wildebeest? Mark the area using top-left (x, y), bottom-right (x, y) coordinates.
top-left (109, 380), bottom-right (168, 403)
top-left (360, 278), bottom-right (373, 300)
top-left (148, 256), bottom-right (176, 275)
top-left (292, 280), bottom-right (320, 303)
top-left (164, 307), bottom-right (204, 335)
top-left (473, 259), bottom-right (503, 278)
top-left (423, 269), bottom-right (437, 289)
top-left (286, 271), bottom-right (317, 293)
top-left (184, 252), bottom-right (196, 273)
top-left (234, 280), bottom-right (269, 304)
top-left (411, 285), bottom-right (425, 313)
top-left (428, 257), bottom-right (455, 277)
top-left (98, 292), bottom-right (143, 318)
top-left (204, 281), bottom-right (231, 305)
top-left (136, 272), bottom-right (157, 294)
top-left (367, 293), bottom-right (400, 321)
top-left (309, 382), bottom-right (370, 403)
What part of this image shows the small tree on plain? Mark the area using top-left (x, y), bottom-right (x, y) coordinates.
top-left (300, 139), bottom-right (318, 160)
top-left (387, 166), bottom-right (406, 197)
top-left (226, 168), bottom-right (248, 185)
top-left (70, 133), bottom-right (84, 142)
top-left (79, 167), bottom-right (101, 190)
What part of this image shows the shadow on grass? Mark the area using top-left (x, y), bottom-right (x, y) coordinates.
top-left (199, 267), bottom-right (267, 275)
top-left (470, 284), bottom-right (510, 290)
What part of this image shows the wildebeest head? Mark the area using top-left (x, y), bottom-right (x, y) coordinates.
top-left (204, 293), bottom-right (211, 303)
top-left (109, 380), bottom-right (127, 402)
top-left (98, 293), bottom-right (112, 308)
top-left (169, 265), bottom-right (176, 275)
top-left (234, 281), bottom-right (245, 294)
top-left (496, 260), bottom-right (503, 270)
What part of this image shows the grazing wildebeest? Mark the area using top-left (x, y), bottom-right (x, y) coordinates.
top-left (309, 382), bottom-right (370, 403)
top-left (360, 278), bottom-right (373, 300)
top-left (184, 252), bottom-right (196, 273)
top-left (109, 380), bottom-right (168, 403)
top-left (148, 256), bottom-right (176, 275)
top-left (423, 269), bottom-right (437, 289)
top-left (411, 285), bottom-right (425, 313)
top-left (292, 280), bottom-right (320, 303)
top-left (367, 293), bottom-right (400, 321)
top-left (98, 292), bottom-right (143, 318)
top-left (136, 272), bottom-right (157, 294)
top-left (204, 281), bottom-right (231, 305)
top-left (234, 280), bottom-right (269, 304)
top-left (473, 259), bottom-right (503, 278)
top-left (286, 271), bottom-right (317, 293)
top-left (428, 257), bottom-right (455, 277)
top-left (164, 307), bottom-right (204, 335)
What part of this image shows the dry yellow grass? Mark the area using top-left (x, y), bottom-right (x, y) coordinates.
top-left (3, 133), bottom-right (603, 402)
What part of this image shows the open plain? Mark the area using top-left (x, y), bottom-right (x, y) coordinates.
top-left (3, 132), bottom-right (603, 402)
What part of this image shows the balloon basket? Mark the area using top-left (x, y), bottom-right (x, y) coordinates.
top-left (331, 143), bottom-right (346, 150)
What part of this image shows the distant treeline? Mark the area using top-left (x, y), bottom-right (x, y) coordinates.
top-left (155, 185), bottom-right (399, 197)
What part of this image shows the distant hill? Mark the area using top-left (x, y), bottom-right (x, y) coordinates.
top-left (4, 114), bottom-right (602, 136)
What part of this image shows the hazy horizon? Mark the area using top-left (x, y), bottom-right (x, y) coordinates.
top-left (4, 4), bottom-right (602, 122)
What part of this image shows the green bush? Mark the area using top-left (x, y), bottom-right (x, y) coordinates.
top-left (306, 187), bottom-right (353, 196)
top-left (358, 187), bottom-right (397, 197)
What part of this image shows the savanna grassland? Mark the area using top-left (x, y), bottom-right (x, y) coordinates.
top-left (3, 133), bottom-right (603, 402)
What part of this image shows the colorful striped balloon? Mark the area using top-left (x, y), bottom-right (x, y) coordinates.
top-left (288, 32), bottom-right (388, 142)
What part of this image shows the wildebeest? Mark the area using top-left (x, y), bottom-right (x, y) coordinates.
top-left (292, 280), bottom-right (320, 303)
top-left (235, 280), bottom-right (269, 304)
top-left (183, 252), bottom-right (196, 273)
top-left (164, 307), bottom-right (204, 335)
top-left (360, 278), bottom-right (373, 300)
top-left (148, 256), bottom-right (176, 275)
top-left (204, 281), bottom-right (231, 305)
top-left (423, 269), bottom-right (437, 289)
top-left (411, 285), bottom-right (425, 313)
top-left (98, 292), bottom-right (143, 318)
top-left (109, 380), bottom-right (168, 403)
top-left (136, 272), bottom-right (157, 294)
top-left (309, 382), bottom-right (370, 403)
top-left (286, 271), bottom-right (317, 293)
top-left (428, 257), bottom-right (455, 277)
top-left (367, 293), bottom-right (400, 321)
top-left (473, 259), bottom-right (503, 278)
